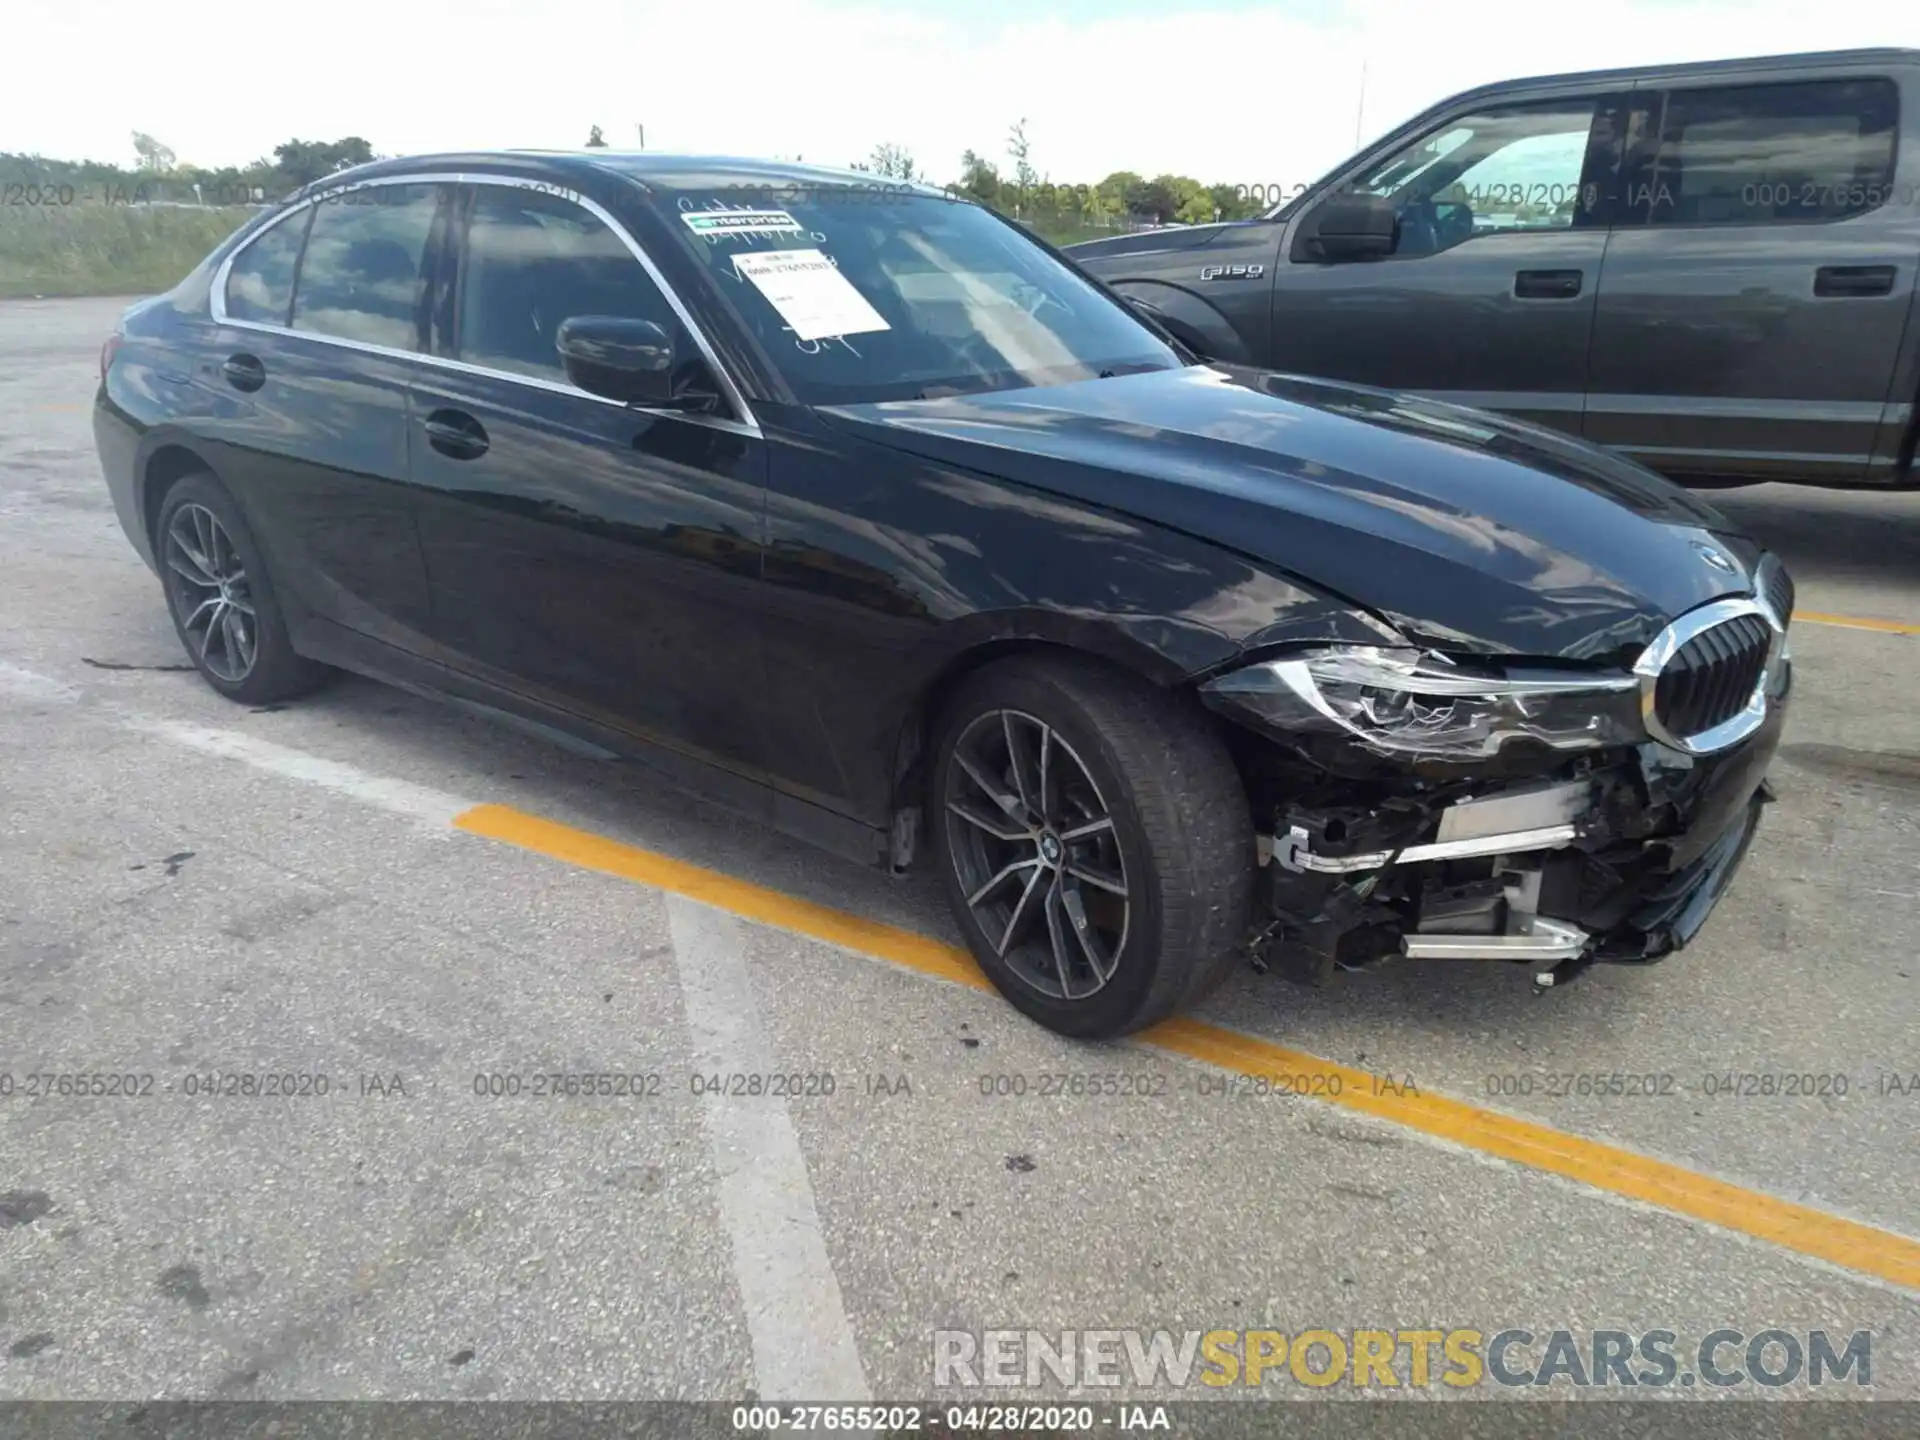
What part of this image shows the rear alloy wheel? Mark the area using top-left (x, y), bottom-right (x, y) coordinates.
top-left (156, 471), bottom-right (330, 705)
top-left (164, 503), bottom-right (258, 684)
top-left (931, 656), bottom-right (1255, 1038)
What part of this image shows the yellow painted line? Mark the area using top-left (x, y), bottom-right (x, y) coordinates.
top-left (454, 803), bottom-right (988, 991)
top-left (452, 800), bottom-right (1920, 1292)
top-left (1795, 609), bottom-right (1920, 636)
top-left (1145, 1019), bottom-right (1920, 1290)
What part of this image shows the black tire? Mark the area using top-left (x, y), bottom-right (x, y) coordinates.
top-left (154, 470), bottom-right (331, 705)
top-left (930, 654), bottom-right (1255, 1038)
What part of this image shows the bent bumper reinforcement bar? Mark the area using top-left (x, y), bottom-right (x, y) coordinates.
top-left (1399, 914), bottom-right (1589, 963)
top-left (1273, 822), bottom-right (1580, 874)
top-left (1268, 818), bottom-right (1595, 967)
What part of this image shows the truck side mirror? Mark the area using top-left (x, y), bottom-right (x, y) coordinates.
top-left (1303, 192), bottom-right (1400, 261)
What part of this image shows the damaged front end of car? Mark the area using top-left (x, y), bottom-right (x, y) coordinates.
top-left (1200, 561), bottom-right (1794, 992)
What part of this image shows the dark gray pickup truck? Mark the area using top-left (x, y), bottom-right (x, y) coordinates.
top-left (1068, 47), bottom-right (1920, 489)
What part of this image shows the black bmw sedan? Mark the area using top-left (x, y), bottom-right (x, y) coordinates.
top-left (94, 152), bottom-right (1792, 1039)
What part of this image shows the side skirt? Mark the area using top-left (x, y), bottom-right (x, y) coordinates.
top-left (290, 617), bottom-right (891, 871)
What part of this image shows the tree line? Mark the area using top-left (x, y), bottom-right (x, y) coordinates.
top-left (1, 134), bottom-right (380, 207)
top-left (843, 121), bottom-right (1271, 230)
top-left (589, 117), bottom-right (1272, 228)
top-left (5, 123), bottom-right (1273, 232)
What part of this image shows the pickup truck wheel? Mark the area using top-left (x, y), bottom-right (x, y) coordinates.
top-left (156, 471), bottom-right (331, 705)
top-left (931, 655), bottom-right (1255, 1038)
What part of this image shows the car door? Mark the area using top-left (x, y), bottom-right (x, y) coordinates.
top-left (1267, 91), bottom-right (1626, 436)
top-left (1584, 71), bottom-right (1915, 482)
top-left (404, 179), bottom-right (774, 800)
top-left (205, 180), bottom-right (448, 647)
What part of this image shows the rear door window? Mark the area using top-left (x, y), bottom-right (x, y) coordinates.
top-left (1622, 78), bottom-right (1899, 225)
top-left (289, 183), bottom-right (443, 350)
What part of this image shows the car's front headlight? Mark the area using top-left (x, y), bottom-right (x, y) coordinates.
top-left (1200, 646), bottom-right (1645, 760)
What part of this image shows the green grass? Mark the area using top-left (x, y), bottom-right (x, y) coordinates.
top-left (0, 204), bottom-right (252, 298)
top-left (1028, 220), bottom-right (1132, 248)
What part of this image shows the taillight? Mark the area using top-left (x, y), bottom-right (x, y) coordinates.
top-left (101, 333), bottom-right (122, 383)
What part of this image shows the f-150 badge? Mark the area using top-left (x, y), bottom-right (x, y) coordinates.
top-left (1199, 263), bottom-right (1265, 280)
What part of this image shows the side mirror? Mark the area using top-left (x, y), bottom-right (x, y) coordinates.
top-left (1304, 192), bottom-right (1399, 262)
top-left (556, 316), bottom-right (688, 407)
top-left (1118, 294), bottom-right (1208, 360)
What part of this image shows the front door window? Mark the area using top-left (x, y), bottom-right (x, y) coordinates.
top-left (1350, 101), bottom-right (1601, 257)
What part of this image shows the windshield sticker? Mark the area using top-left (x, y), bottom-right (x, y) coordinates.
top-left (731, 249), bottom-right (890, 342)
top-left (679, 208), bottom-right (806, 239)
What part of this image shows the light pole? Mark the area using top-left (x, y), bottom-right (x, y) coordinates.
top-left (635, 123), bottom-right (645, 149)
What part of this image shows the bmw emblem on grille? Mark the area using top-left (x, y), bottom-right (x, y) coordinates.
top-left (1691, 540), bottom-right (1737, 574)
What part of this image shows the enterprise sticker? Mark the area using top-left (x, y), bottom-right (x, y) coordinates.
top-left (680, 209), bottom-right (805, 238)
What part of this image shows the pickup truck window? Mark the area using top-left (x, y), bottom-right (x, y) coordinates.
top-left (1622, 77), bottom-right (1898, 226)
top-left (1349, 101), bottom-right (1598, 257)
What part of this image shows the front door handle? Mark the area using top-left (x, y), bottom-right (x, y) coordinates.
top-left (1514, 269), bottom-right (1584, 300)
top-left (1814, 264), bottom-right (1896, 298)
top-left (221, 353), bottom-right (266, 392)
top-left (422, 408), bottom-right (489, 460)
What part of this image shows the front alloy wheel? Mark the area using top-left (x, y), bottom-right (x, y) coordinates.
top-left (930, 656), bottom-right (1256, 1038)
top-left (943, 709), bottom-right (1131, 1001)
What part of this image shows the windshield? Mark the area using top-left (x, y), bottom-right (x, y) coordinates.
top-left (649, 183), bottom-right (1184, 405)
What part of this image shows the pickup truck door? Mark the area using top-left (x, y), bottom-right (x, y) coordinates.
top-left (1266, 91), bottom-right (1629, 437)
top-left (1584, 71), bottom-right (1917, 483)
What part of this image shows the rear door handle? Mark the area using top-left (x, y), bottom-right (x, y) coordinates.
top-left (1514, 269), bottom-right (1584, 300)
top-left (1814, 264), bottom-right (1896, 298)
top-left (221, 353), bottom-right (266, 392)
top-left (421, 408), bottom-right (489, 460)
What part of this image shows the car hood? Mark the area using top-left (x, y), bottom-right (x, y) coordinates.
top-left (819, 364), bottom-right (1757, 664)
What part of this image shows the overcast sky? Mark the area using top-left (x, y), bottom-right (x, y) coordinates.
top-left (5, 1), bottom-right (1908, 186)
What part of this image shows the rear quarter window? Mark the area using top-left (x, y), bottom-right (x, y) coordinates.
top-left (223, 210), bottom-right (310, 324)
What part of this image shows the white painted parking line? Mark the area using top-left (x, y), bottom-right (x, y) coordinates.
top-left (667, 896), bottom-right (872, 1402)
top-left (0, 657), bottom-right (873, 1400)
top-left (0, 660), bottom-right (82, 704)
top-left (124, 717), bottom-right (476, 829)
top-left (0, 661), bottom-right (473, 829)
